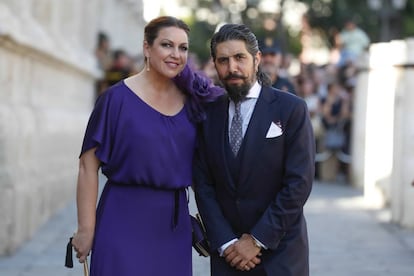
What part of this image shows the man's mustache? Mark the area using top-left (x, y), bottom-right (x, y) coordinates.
top-left (224, 74), bottom-right (246, 81)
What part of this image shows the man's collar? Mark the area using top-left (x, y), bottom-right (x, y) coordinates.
top-left (246, 81), bottom-right (261, 99)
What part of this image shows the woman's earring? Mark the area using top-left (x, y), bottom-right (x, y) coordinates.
top-left (146, 57), bottom-right (150, 72)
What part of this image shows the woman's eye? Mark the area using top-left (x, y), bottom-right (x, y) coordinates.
top-left (161, 43), bottom-right (172, 48)
top-left (180, 46), bottom-right (188, 51)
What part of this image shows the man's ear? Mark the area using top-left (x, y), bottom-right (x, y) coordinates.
top-left (255, 52), bottom-right (262, 71)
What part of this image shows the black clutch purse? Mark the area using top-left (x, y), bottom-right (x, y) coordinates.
top-left (191, 213), bottom-right (210, 257)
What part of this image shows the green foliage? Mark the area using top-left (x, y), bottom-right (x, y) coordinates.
top-left (180, 0), bottom-right (413, 63)
top-left (186, 19), bottom-right (216, 65)
top-left (297, 0), bottom-right (413, 44)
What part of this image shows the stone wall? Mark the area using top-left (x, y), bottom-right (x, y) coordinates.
top-left (352, 38), bottom-right (414, 228)
top-left (0, 0), bottom-right (145, 255)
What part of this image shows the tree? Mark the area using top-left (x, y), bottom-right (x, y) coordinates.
top-left (297, 0), bottom-right (414, 45)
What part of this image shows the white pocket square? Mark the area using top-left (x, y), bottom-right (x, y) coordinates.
top-left (266, 121), bottom-right (283, 138)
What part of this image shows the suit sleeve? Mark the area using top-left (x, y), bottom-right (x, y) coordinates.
top-left (251, 99), bottom-right (315, 250)
top-left (193, 127), bottom-right (237, 252)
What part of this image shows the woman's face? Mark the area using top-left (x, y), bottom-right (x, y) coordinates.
top-left (144, 26), bottom-right (189, 78)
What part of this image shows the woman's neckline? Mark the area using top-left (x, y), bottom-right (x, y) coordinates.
top-left (122, 80), bottom-right (185, 118)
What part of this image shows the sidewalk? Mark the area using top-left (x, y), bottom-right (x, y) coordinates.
top-left (1, 181), bottom-right (413, 275)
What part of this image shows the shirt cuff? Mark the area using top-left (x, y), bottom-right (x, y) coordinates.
top-left (218, 238), bottom-right (238, 256)
top-left (252, 235), bottom-right (267, 250)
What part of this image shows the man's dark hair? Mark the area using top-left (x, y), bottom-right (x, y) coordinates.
top-left (210, 24), bottom-right (271, 87)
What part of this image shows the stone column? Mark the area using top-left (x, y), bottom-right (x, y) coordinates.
top-left (352, 43), bottom-right (399, 207)
top-left (350, 54), bottom-right (370, 190)
top-left (391, 39), bottom-right (414, 228)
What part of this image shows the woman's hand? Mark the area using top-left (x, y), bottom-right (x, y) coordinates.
top-left (72, 229), bottom-right (94, 263)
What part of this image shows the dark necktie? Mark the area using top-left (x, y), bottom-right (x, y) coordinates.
top-left (229, 101), bottom-right (243, 155)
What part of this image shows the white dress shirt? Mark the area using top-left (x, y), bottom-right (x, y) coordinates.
top-left (228, 81), bottom-right (261, 138)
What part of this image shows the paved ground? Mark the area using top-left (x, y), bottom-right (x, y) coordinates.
top-left (1, 180), bottom-right (414, 276)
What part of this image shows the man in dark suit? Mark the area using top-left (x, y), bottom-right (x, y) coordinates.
top-left (193, 24), bottom-right (315, 276)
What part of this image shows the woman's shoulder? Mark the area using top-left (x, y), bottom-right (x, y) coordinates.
top-left (99, 81), bottom-right (129, 101)
top-left (94, 81), bottom-right (130, 111)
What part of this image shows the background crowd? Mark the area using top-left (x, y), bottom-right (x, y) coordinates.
top-left (94, 18), bottom-right (370, 184)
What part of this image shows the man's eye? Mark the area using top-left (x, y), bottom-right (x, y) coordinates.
top-left (217, 58), bottom-right (228, 64)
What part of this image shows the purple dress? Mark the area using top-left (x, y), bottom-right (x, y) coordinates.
top-left (80, 81), bottom-right (196, 276)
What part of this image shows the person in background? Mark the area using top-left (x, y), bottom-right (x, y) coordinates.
top-left (94, 32), bottom-right (112, 97)
top-left (321, 82), bottom-right (350, 133)
top-left (259, 38), bottom-right (296, 94)
top-left (95, 32), bottom-right (112, 71)
top-left (71, 16), bottom-right (222, 276)
top-left (336, 18), bottom-right (370, 67)
top-left (103, 49), bottom-right (134, 88)
top-left (194, 23), bottom-right (314, 276)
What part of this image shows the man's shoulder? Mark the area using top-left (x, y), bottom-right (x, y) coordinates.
top-left (265, 86), bottom-right (302, 104)
top-left (264, 87), bottom-right (308, 117)
top-left (204, 94), bottom-right (227, 109)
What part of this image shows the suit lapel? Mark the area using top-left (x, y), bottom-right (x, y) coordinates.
top-left (238, 87), bottom-right (278, 189)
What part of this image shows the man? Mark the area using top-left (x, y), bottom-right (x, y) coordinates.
top-left (259, 38), bottom-right (296, 94)
top-left (193, 24), bottom-right (315, 276)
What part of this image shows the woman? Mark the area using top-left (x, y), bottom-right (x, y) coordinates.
top-left (72, 16), bottom-right (222, 275)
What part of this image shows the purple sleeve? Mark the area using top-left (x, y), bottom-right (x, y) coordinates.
top-left (80, 91), bottom-right (118, 164)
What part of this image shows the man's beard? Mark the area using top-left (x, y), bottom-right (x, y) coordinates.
top-left (225, 83), bottom-right (250, 103)
top-left (223, 73), bottom-right (251, 103)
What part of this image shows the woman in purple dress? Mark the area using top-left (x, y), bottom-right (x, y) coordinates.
top-left (71, 16), bottom-right (222, 275)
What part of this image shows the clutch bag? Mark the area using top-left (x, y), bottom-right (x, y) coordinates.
top-left (191, 213), bottom-right (210, 257)
top-left (65, 236), bottom-right (89, 276)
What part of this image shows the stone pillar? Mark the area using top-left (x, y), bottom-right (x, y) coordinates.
top-left (352, 44), bottom-right (399, 208)
top-left (350, 54), bottom-right (370, 190)
top-left (390, 39), bottom-right (414, 229)
top-left (352, 38), bottom-right (414, 218)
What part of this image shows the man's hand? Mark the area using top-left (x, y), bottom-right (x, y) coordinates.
top-left (223, 234), bottom-right (262, 271)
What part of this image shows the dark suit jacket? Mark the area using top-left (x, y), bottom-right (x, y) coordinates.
top-left (193, 86), bottom-right (315, 276)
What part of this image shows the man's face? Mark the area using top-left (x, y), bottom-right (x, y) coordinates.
top-left (213, 40), bottom-right (260, 102)
top-left (260, 52), bottom-right (282, 76)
